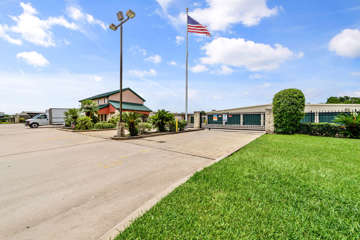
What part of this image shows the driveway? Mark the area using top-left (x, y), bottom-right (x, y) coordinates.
top-left (0, 124), bottom-right (264, 240)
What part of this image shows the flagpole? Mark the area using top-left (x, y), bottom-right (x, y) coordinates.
top-left (185, 8), bottom-right (189, 122)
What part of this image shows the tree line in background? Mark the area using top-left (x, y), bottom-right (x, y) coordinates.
top-left (273, 89), bottom-right (360, 138)
top-left (326, 96), bottom-right (360, 104)
top-left (64, 100), bottom-right (187, 136)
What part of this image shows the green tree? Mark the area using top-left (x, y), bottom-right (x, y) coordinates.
top-left (123, 112), bottom-right (142, 136)
top-left (80, 100), bottom-right (99, 123)
top-left (326, 96), bottom-right (360, 104)
top-left (150, 110), bottom-right (175, 132)
top-left (335, 112), bottom-right (360, 138)
top-left (64, 108), bottom-right (80, 127)
top-left (273, 88), bottom-right (305, 134)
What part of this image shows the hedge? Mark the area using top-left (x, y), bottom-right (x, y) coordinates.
top-left (298, 123), bottom-right (344, 137)
top-left (94, 122), bottom-right (116, 129)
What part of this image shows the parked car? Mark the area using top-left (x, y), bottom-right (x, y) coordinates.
top-left (25, 108), bottom-right (69, 128)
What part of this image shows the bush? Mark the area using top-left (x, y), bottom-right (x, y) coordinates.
top-left (94, 122), bottom-right (116, 129)
top-left (178, 120), bottom-right (187, 131)
top-left (150, 110), bottom-right (175, 132)
top-left (108, 114), bottom-right (120, 125)
top-left (273, 88), bottom-right (305, 134)
top-left (298, 123), bottom-right (343, 137)
top-left (123, 112), bottom-right (142, 136)
top-left (64, 108), bottom-right (80, 127)
top-left (168, 119), bottom-right (188, 132)
top-left (138, 122), bottom-right (152, 134)
top-left (334, 112), bottom-right (360, 138)
top-left (75, 116), bottom-right (94, 130)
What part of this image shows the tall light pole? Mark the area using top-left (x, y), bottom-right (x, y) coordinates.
top-left (110, 9), bottom-right (136, 137)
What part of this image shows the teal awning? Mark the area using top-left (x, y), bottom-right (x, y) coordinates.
top-left (109, 101), bottom-right (152, 112)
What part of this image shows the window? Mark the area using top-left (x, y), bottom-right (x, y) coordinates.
top-left (97, 99), bottom-right (100, 104)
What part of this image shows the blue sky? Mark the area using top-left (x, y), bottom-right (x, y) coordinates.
top-left (1, 0), bottom-right (360, 114)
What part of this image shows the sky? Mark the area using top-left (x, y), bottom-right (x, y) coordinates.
top-left (1, 0), bottom-right (360, 114)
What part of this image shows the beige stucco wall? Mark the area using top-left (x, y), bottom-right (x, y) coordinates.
top-left (108, 90), bottom-right (144, 104)
top-left (94, 98), bottom-right (107, 105)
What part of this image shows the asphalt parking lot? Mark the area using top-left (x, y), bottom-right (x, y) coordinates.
top-left (0, 124), bottom-right (264, 240)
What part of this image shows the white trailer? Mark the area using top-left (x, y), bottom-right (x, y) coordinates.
top-left (25, 108), bottom-right (70, 128)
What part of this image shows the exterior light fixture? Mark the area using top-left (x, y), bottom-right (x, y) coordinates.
top-left (109, 23), bottom-right (117, 31)
top-left (109, 9), bottom-right (136, 137)
top-left (117, 11), bottom-right (124, 21)
top-left (126, 9), bottom-right (135, 19)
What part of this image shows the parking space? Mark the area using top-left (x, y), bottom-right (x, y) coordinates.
top-left (0, 124), bottom-right (263, 240)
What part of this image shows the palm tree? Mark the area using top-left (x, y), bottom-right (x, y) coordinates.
top-left (80, 100), bottom-right (99, 123)
top-left (123, 112), bottom-right (142, 136)
top-left (335, 112), bottom-right (360, 138)
top-left (64, 108), bottom-right (80, 127)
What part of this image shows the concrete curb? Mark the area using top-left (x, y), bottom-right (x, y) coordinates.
top-left (98, 132), bottom-right (264, 240)
top-left (111, 129), bottom-right (204, 140)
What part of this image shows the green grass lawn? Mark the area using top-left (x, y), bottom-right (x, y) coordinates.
top-left (116, 134), bottom-right (360, 240)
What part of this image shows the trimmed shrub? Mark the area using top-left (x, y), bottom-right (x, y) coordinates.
top-left (75, 116), bottom-right (94, 130)
top-left (298, 123), bottom-right (344, 137)
top-left (94, 122), bottom-right (116, 129)
top-left (273, 88), bottom-right (305, 134)
top-left (138, 122), bottom-right (152, 134)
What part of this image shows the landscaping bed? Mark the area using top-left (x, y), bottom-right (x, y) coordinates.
top-left (115, 134), bottom-right (360, 239)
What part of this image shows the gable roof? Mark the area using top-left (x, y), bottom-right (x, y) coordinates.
top-left (79, 88), bottom-right (146, 102)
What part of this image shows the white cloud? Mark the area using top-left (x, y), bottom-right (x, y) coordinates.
top-left (156, 0), bottom-right (174, 12)
top-left (176, 35), bottom-right (184, 45)
top-left (92, 75), bottom-right (103, 82)
top-left (217, 65), bottom-right (233, 75)
top-left (130, 46), bottom-right (147, 56)
top-left (159, 0), bottom-right (278, 31)
top-left (168, 61), bottom-right (177, 66)
top-left (145, 54), bottom-right (162, 64)
top-left (67, 6), bottom-right (106, 30)
top-left (16, 51), bottom-right (49, 67)
top-left (200, 37), bottom-right (296, 71)
top-left (0, 24), bottom-right (22, 45)
top-left (329, 29), bottom-right (360, 58)
top-left (191, 64), bottom-right (208, 73)
top-left (250, 73), bottom-right (263, 79)
top-left (0, 2), bottom-right (79, 47)
top-left (128, 69), bottom-right (157, 78)
top-left (351, 72), bottom-right (360, 76)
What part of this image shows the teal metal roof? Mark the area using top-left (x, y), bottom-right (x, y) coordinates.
top-left (98, 103), bottom-right (109, 110)
top-left (79, 88), bottom-right (146, 102)
top-left (109, 101), bottom-right (152, 112)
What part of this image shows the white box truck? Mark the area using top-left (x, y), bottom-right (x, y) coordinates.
top-left (25, 108), bottom-right (70, 128)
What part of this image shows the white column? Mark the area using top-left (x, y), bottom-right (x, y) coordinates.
top-left (240, 114), bottom-right (243, 126)
top-left (315, 112), bottom-right (319, 123)
top-left (261, 113), bottom-right (265, 126)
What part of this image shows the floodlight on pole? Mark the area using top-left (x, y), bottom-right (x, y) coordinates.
top-left (109, 23), bottom-right (117, 31)
top-left (126, 9), bottom-right (135, 19)
top-left (117, 11), bottom-right (124, 21)
top-left (109, 9), bottom-right (136, 138)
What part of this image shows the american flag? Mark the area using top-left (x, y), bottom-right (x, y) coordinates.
top-left (187, 15), bottom-right (211, 36)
